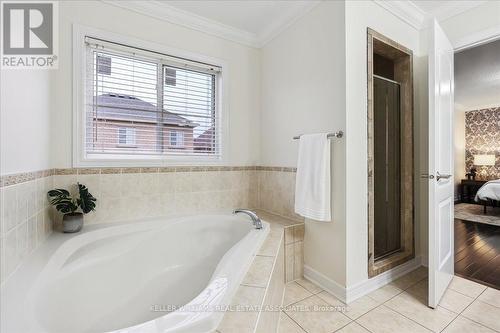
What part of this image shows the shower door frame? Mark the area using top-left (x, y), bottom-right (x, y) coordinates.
top-left (367, 28), bottom-right (415, 278)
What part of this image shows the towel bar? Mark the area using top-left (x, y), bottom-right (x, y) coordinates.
top-left (293, 131), bottom-right (343, 140)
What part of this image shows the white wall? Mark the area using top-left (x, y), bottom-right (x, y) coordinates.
top-left (52, 1), bottom-right (261, 168)
top-left (0, 71), bottom-right (53, 174)
top-left (344, 0), bottom-right (423, 287)
top-left (260, 1), bottom-right (347, 286)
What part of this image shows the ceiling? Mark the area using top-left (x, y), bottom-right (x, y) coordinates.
top-left (455, 39), bottom-right (500, 111)
top-left (106, 1), bottom-right (488, 47)
top-left (160, 1), bottom-right (313, 37)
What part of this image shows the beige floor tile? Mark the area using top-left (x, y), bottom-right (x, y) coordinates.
top-left (296, 278), bottom-right (322, 294)
top-left (442, 315), bottom-right (495, 333)
top-left (278, 312), bottom-right (306, 333)
top-left (367, 283), bottom-right (403, 303)
top-left (462, 300), bottom-right (500, 331)
top-left (336, 321), bottom-right (371, 333)
top-left (316, 290), bottom-right (345, 307)
top-left (448, 276), bottom-right (487, 298)
top-left (477, 287), bottom-right (500, 308)
top-left (241, 255), bottom-right (274, 288)
top-left (405, 279), bottom-right (428, 302)
top-left (391, 266), bottom-right (428, 290)
top-left (385, 292), bottom-right (456, 332)
top-left (357, 305), bottom-right (432, 333)
top-left (344, 295), bottom-right (380, 320)
top-left (285, 295), bottom-right (351, 333)
top-left (283, 282), bottom-right (313, 306)
top-left (439, 288), bottom-right (474, 313)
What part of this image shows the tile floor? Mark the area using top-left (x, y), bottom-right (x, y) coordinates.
top-left (279, 267), bottom-right (500, 333)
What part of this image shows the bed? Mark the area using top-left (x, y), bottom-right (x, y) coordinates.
top-left (475, 179), bottom-right (500, 213)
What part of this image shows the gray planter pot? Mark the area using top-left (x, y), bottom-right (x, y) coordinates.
top-left (62, 213), bottom-right (83, 233)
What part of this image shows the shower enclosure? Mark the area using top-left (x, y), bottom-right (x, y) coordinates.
top-left (373, 76), bottom-right (401, 260)
top-left (367, 29), bottom-right (414, 277)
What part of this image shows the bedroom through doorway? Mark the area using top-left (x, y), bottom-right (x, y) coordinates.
top-left (453, 38), bottom-right (500, 290)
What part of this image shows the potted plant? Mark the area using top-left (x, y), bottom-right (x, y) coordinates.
top-left (47, 183), bottom-right (97, 233)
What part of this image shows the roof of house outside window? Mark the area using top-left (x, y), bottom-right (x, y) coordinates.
top-left (95, 93), bottom-right (198, 128)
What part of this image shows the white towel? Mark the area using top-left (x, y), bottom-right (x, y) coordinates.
top-left (294, 133), bottom-right (331, 221)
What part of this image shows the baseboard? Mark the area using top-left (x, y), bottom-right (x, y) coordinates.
top-left (346, 256), bottom-right (422, 303)
top-left (303, 265), bottom-right (347, 303)
top-left (304, 256), bottom-right (423, 304)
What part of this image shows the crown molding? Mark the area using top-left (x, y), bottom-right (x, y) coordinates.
top-left (373, 0), bottom-right (427, 30)
top-left (102, 0), bottom-right (321, 49)
top-left (257, 1), bottom-right (321, 47)
top-left (102, 0), bottom-right (260, 47)
top-left (428, 1), bottom-right (487, 22)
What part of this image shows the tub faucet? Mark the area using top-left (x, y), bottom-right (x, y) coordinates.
top-left (233, 209), bottom-right (263, 229)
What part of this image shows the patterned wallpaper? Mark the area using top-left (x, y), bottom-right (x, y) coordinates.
top-left (465, 107), bottom-right (500, 180)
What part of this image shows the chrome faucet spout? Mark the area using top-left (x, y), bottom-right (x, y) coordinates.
top-left (233, 209), bottom-right (263, 229)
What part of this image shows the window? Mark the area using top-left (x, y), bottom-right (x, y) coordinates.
top-left (169, 131), bottom-right (184, 147)
top-left (118, 127), bottom-right (136, 146)
top-left (81, 36), bottom-right (222, 164)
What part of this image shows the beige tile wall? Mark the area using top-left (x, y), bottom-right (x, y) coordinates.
top-left (0, 166), bottom-right (304, 286)
top-left (257, 169), bottom-right (302, 222)
top-left (52, 169), bottom-right (259, 225)
top-left (0, 174), bottom-right (54, 285)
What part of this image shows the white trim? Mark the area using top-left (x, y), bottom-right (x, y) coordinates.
top-left (305, 256), bottom-right (423, 304)
top-left (303, 265), bottom-right (347, 303)
top-left (101, 0), bottom-right (320, 49)
top-left (346, 256), bottom-right (422, 303)
top-left (72, 24), bottom-right (229, 168)
top-left (427, 1), bottom-right (487, 22)
top-left (257, 1), bottom-right (321, 47)
top-left (453, 25), bottom-right (500, 52)
top-left (373, 0), bottom-right (426, 30)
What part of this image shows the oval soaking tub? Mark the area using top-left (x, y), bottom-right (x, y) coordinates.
top-left (1, 214), bottom-right (269, 333)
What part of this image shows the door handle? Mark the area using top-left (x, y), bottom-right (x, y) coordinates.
top-left (436, 172), bottom-right (452, 181)
top-left (421, 173), bottom-right (435, 179)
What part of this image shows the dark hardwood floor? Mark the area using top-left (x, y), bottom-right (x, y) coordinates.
top-left (455, 218), bottom-right (500, 290)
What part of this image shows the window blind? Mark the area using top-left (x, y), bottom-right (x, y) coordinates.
top-left (84, 37), bottom-right (221, 159)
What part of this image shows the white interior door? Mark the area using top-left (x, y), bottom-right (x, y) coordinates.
top-left (428, 19), bottom-right (455, 309)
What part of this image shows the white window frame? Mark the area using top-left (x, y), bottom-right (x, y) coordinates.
top-left (72, 24), bottom-right (229, 167)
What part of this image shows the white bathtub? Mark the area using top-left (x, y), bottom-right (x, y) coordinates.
top-left (1, 214), bottom-right (269, 333)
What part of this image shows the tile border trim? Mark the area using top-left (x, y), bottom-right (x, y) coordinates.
top-left (0, 169), bottom-right (54, 187)
top-left (1, 166), bottom-right (297, 187)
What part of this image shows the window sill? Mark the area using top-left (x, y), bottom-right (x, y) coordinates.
top-left (74, 153), bottom-right (225, 168)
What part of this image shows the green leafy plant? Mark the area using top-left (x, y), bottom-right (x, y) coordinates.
top-left (77, 183), bottom-right (97, 214)
top-left (47, 183), bottom-right (96, 215)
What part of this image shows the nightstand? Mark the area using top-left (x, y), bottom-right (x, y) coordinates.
top-left (460, 179), bottom-right (488, 203)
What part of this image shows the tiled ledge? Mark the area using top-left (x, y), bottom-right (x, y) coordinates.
top-left (1, 166), bottom-right (297, 187)
top-left (217, 210), bottom-right (304, 333)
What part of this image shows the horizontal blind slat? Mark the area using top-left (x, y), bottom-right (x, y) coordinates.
top-left (85, 41), bottom-right (220, 159)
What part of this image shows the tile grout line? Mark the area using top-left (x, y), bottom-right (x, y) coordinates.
top-left (450, 287), bottom-right (499, 333)
top-left (282, 310), bottom-right (308, 333)
top-left (357, 303), bottom-right (434, 333)
top-left (283, 281), bottom-right (322, 307)
top-left (283, 282), bottom-right (354, 333)
top-left (438, 284), bottom-right (486, 332)
top-left (354, 275), bottom-right (434, 333)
